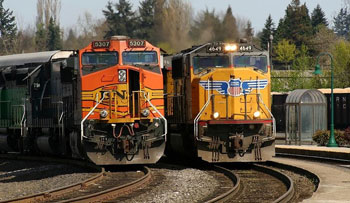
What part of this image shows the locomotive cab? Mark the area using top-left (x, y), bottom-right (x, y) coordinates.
top-left (165, 42), bottom-right (275, 162)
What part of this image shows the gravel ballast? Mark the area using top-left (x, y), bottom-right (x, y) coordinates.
top-left (122, 168), bottom-right (220, 203)
top-left (0, 159), bottom-right (97, 201)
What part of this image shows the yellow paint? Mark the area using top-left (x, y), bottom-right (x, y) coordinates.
top-left (82, 84), bottom-right (164, 123)
top-left (193, 67), bottom-right (271, 121)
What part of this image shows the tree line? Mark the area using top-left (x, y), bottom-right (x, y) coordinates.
top-left (0, 0), bottom-right (254, 54)
top-left (1, 0), bottom-right (350, 91)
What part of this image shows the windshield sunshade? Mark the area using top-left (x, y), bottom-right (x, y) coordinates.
top-left (82, 52), bottom-right (118, 75)
top-left (233, 55), bottom-right (267, 72)
top-left (122, 51), bottom-right (158, 65)
top-left (193, 55), bottom-right (229, 74)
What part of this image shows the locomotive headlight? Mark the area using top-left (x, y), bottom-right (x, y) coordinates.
top-left (141, 109), bottom-right (150, 117)
top-left (118, 69), bottom-right (127, 82)
top-left (224, 44), bottom-right (238, 52)
top-left (213, 112), bottom-right (220, 119)
top-left (253, 111), bottom-right (261, 118)
top-left (100, 110), bottom-right (108, 118)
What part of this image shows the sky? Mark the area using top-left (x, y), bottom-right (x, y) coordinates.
top-left (3, 0), bottom-right (345, 33)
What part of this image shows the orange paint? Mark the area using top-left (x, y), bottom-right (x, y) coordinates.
top-left (79, 37), bottom-right (164, 122)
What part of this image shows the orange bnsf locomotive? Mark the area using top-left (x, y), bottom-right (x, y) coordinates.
top-left (164, 42), bottom-right (275, 162)
top-left (79, 36), bottom-right (166, 164)
top-left (0, 36), bottom-right (166, 165)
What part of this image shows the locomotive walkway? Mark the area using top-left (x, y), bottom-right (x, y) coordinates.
top-left (275, 145), bottom-right (350, 202)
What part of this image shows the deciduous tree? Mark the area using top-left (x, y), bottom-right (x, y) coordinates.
top-left (275, 39), bottom-right (297, 69)
top-left (310, 25), bottom-right (338, 55)
top-left (331, 39), bottom-right (350, 87)
top-left (190, 9), bottom-right (221, 43)
top-left (153, 0), bottom-right (191, 52)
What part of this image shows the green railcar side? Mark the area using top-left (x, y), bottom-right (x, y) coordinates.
top-left (0, 87), bottom-right (26, 129)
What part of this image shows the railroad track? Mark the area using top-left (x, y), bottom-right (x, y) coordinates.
top-left (0, 153), bottom-right (317, 202)
top-left (202, 165), bottom-right (240, 203)
top-left (219, 163), bottom-right (295, 203)
top-left (109, 162), bottom-right (241, 202)
top-left (0, 154), bottom-right (151, 203)
top-left (56, 166), bottom-right (151, 202)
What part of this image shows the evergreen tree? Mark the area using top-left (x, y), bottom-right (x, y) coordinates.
top-left (0, 0), bottom-right (17, 54)
top-left (276, 0), bottom-right (313, 47)
top-left (260, 15), bottom-right (275, 50)
top-left (136, 0), bottom-right (155, 41)
top-left (311, 4), bottom-right (328, 33)
top-left (35, 23), bottom-right (47, 51)
top-left (244, 20), bottom-right (254, 42)
top-left (333, 8), bottom-right (349, 38)
top-left (46, 17), bottom-right (62, 50)
top-left (221, 6), bottom-right (238, 42)
top-left (274, 18), bottom-right (286, 44)
top-left (64, 28), bottom-right (78, 49)
top-left (103, 0), bottom-right (136, 38)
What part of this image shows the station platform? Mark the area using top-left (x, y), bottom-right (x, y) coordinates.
top-left (276, 144), bottom-right (350, 160)
top-left (274, 145), bottom-right (350, 202)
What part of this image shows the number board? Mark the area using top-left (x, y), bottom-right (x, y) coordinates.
top-left (206, 44), bottom-right (223, 53)
top-left (239, 45), bottom-right (253, 52)
top-left (92, 41), bottom-right (110, 49)
top-left (127, 40), bottom-right (146, 48)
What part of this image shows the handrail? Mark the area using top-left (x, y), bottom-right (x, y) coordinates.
top-left (134, 90), bottom-right (167, 141)
top-left (193, 80), bottom-right (276, 141)
top-left (81, 92), bottom-right (108, 140)
top-left (194, 79), bottom-right (212, 140)
top-left (19, 104), bottom-right (26, 137)
top-left (258, 94), bottom-right (276, 140)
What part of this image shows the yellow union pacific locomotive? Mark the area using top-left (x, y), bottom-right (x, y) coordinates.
top-left (164, 41), bottom-right (275, 162)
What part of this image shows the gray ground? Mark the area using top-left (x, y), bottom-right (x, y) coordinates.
top-left (123, 168), bottom-right (220, 203)
top-left (0, 159), bottom-right (96, 201)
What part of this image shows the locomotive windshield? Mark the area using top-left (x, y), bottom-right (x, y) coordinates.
top-left (193, 55), bottom-right (229, 74)
top-left (233, 55), bottom-right (268, 72)
top-left (122, 51), bottom-right (158, 65)
top-left (82, 52), bottom-right (118, 75)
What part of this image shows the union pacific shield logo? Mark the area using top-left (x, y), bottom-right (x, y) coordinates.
top-left (199, 79), bottom-right (268, 96)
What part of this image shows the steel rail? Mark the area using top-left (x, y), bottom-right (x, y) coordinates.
top-left (205, 165), bottom-right (240, 203)
top-left (0, 154), bottom-right (104, 203)
top-left (265, 160), bottom-right (320, 192)
top-left (252, 164), bottom-right (295, 203)
top-left (60, 166), bottom-right (151, 202)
